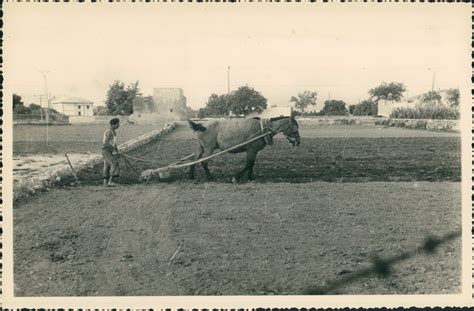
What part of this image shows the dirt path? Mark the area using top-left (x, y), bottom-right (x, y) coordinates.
top-left (14, 182), bottom-right (461, 296)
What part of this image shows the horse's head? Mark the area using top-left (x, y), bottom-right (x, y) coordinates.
top-left (270, 116), bottom-right (300, 147)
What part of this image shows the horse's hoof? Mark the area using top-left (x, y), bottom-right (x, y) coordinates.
top-left (232, 177), bottom-right (238, 184)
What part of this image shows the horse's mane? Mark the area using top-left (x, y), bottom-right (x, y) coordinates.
top-left (252, 117), bottom-right (261, 120)
top-left (269, 116), bottom-right (298, 126)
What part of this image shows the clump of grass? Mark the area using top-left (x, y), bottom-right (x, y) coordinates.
top-left (390, 103), bottom-right (459, 120)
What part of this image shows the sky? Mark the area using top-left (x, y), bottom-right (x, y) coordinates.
top-left (4, 3), bottom-right (471, 111)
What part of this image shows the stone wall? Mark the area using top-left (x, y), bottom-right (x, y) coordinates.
top-left (13, 122), bottom-right (176, 202)
top-left (296, 116), bottom-right (378, 126)
top-left (375, 118), bottom-right (459, 132)
top-left (13, 111), bottom-right (69, 125)
top-left (69, 115), bottom-right (130, 125)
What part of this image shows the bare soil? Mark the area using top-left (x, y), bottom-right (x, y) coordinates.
top-left (14, 182), bottom-right (461, 296)
top-left (13, 123), bottom-right (462, 296)
top-left (73, 123), bottom-right (460, 185)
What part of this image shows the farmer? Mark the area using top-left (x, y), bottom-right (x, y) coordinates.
top-left (102, 118), bottom-right (120, 186)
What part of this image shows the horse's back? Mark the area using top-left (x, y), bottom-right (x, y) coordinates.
top-left (215, 119), bottom-right (261, 150)
top-left (191, 118), bottom-right (262, 151)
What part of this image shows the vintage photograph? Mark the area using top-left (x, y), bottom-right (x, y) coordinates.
top-left (3, 2), bottom-right (471, 306)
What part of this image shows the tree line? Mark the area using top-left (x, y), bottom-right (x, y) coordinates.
top-left (198, 82), bottom-right (413, 117)
top-left (13, 80), bottom-right (460, 118)
top-left (13, 94), bottom-right (50, 115)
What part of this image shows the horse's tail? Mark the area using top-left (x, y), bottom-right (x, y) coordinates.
top-left (188, 120), bottom-right (206, 132)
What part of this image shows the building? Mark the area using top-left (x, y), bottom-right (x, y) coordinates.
top-left (51, 97), bottom-right (94, 117)
top-left (247, 105), bottom-right (293, 119)
top-left (129, 88), bottom-right (188, 124)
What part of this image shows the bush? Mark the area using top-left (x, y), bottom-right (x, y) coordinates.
top-left (390, 103), bottom-right (459, 120)
top-left (352, 99), bottom-right (377, 116)
top-left (319, 100), bottom-right (348, 116)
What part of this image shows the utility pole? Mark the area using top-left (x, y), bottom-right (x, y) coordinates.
top-left (431, 71), bottom-right (436, 105)
top-left (227, 66), bottom-right (231, 94)
top-left (39, 70), bottom-right (51, 146)
top-left (39, 70), bottom-right (50, 121)
top-left (33, 94), bottom-right (48, 121)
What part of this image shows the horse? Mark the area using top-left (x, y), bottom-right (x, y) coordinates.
top-left (187, 116), bottom-right (300, 183)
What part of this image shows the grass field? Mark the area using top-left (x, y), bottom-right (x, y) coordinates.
top-left (13, 123), bottom-right (164, 155)
top-left (13, 122), bottom-right (462, 296)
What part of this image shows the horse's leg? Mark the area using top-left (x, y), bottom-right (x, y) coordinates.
top-left (189, 145), bottom-right (204, 180)
top-left (232, 151), bottom-right (257, 184)
top-left (247, 152), bottom-right (258, 181)
top-left (201, 149), bottom-right (214, 181)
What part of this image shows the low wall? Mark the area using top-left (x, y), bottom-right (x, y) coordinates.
top-left (375, 118), bottom-right (459, 132)
top-left (297, 116), bottom-right (378, 126)
top-left (69, 115), bottom-right (130, 124)
top-left (13, 119), bottom-right (69, 125)
top-left (129, 113), bottom-right (187, 124)
top-left (13, 122), bottom-right (176, 202)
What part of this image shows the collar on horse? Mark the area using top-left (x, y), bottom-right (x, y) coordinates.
top-left (260, 118), bottom-right (274, 146)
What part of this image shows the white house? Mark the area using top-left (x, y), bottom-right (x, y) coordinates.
top-left (51, 97), bottom-right (94, 117)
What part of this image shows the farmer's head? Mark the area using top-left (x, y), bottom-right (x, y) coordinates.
top-left (110, 118), bottom-right (120, 129)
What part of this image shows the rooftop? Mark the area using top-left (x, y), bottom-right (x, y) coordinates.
top-left (51, 97), bottom-right (93, 104)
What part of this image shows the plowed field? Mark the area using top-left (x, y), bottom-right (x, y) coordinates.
top-left (13, 123), bottom-right (462, 296)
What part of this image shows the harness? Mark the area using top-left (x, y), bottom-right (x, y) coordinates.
top-left (247, 117), bottom-right (294, 146)
top-left (259, 118), bottom-right (275, 145)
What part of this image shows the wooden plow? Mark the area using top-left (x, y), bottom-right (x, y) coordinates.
top-left (139, 131), bottom-right (272, 182)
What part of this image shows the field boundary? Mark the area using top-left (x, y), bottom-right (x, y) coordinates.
top-left (375, 118), bottom-right (459, 132)
top-left (297, 116), bottom-right (378, 126)
top-left (13, 122), bottom-right (177, 202)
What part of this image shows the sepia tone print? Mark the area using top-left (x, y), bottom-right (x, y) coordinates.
top-left (2, 2), bottom-right (472, 309)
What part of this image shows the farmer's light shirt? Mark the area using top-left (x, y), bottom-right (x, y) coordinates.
top-left (103, 129), bottom-right (117, 150)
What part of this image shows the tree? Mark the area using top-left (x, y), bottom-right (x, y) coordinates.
top-left (94, 106), bottom-right (109, 116)
top-left (228, 86), bottom-right (267, 116)
top-left (348, 104), bottom-right (356, 115)
top-left (105, 80), bottom-right (141, 115)
top-left (319, 99), bottom-right (347, 116)
top-left (369, 82), bottom-right (406, 103)
top-left (29, 103), bottom-right (43, 113)
top-left (209, 94), bottom-right (230, 116)
top-left (352, 99), bottom-right (377, 116)
top-left (199, 86), bottom-right (267, 117)
top-left (420, 91), bottom-right (442, 104)
top-left (289, 91), bottom-right (318, 114)
top-left (13, 94), bottom-right (24, 111)
top-left (198, 94), bottom-right (229, 117)
top-left (446, 88), bottom-right (460, 107)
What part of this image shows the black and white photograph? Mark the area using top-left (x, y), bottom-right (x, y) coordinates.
top-left (2, 2), bottom-right (472, 308)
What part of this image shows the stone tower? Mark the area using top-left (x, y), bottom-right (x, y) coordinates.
top-left (130, 88), bottom-right (188, 124)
